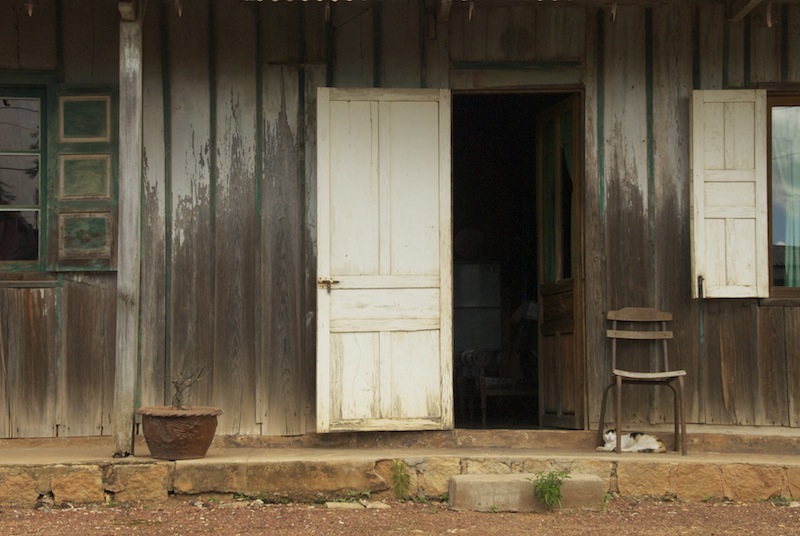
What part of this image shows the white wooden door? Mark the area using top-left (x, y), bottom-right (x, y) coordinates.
top-left (690, 89), bottom-right (768, 298)
top-left (316, 88), bottom-right (453, 432)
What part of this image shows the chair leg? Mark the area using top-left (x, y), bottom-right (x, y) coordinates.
top-left (615, 376), bottom-right (623, 453)
top-left (597, 383), bottom-right (613, 447)
top-left (678, 376), bottom-right (687, 455)
top-left (480, 378), bottom-right (487, 429)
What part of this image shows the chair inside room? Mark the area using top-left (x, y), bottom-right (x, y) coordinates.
top-left (596, 307), bottom-right (687, 455)
top-left (457, 302), bottom-right (538, 428)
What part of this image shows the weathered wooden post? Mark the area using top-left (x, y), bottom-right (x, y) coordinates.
top-left (113, 0), bottom-right (144, 457)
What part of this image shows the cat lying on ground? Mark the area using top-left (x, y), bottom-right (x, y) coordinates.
top-left (596, 429), bottom-right (666, 453)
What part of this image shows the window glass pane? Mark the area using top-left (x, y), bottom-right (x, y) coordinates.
top-left (0, 155), bottom-right (40, 206)
top-left (0, 210), bottom-right (38, 260)
top-left (771, 106), bottom-right (800, 287)
top-left (0, 98), bottom-right (40, 151)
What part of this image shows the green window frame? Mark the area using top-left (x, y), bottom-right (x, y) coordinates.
top-left (0, 88), bottom-right (46, 271)
top-left (0, 80), bottom-right (117, 274)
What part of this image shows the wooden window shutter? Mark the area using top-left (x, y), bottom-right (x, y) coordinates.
top-left (690, 89), bottom-right (768, 298)
top-left (48, 90), bottom-right (117, 271)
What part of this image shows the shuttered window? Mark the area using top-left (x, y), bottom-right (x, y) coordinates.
top-left (0, 84), bottom-right (116, 273)
top-left (690, 89), bottom-right (769, 298)
top-left (48, 91), bottom-right (117, 271)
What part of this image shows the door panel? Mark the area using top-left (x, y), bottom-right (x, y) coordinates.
top-left (317, 88), bottom-right (453, 432)
top-left (536, 95), bottom-right (585, 429)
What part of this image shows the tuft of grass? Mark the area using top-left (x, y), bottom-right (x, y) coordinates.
top-left (390, 459), bottom-right (412, 500)
top-left (531, 470), bottom-right (570, 510)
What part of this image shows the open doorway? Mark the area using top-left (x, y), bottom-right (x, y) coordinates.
top-left (452, 91), bottom-right (583, 430)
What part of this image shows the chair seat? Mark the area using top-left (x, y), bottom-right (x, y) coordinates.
top-left (612, 369), bottom-right (686, 380)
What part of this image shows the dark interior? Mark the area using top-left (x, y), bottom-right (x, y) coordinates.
top-left (452, 92), bottom-right (570, 429)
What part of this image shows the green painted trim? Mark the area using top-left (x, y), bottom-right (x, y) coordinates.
top-left (160, 0), bottom-right (173, 400)
top-left (208, 0), bottom-right (217, 314)
top-left (692, 6), bottom-right (700, 89)
top-left (645, 8), bottom-right (656, 301)
top-left (373, 1), bottom-right (381, 87)
top-left (452, 60), bottom-right (583, 71)
top-left (596, 8), bottom-right (605, 219)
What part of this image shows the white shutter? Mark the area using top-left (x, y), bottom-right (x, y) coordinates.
top-left (690, 89), bottom-right (768, 298)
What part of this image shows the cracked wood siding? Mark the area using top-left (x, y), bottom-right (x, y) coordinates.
top-left (0, 288), bottom-right (58, 438)
top-left (0, 0), bottom-right (57, 70)
top-left (651, 5), bottom-right (700, 424)
top-left (212, 0), bottom-right (258, 435)
top-left (139, 1), bottom-right (168, 411)
top-left (57, 274), bottom-right (116, 436)
top-left (165, 2), bottom-right (214, 408)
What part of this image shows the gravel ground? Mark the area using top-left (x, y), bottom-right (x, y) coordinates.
top-left (2, 496), bottom-right (800, 535)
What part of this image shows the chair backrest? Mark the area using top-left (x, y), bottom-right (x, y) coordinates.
top-left (607, 307), bottom-right (673, 372)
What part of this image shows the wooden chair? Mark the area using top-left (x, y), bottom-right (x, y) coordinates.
top-left (596, 307), bottom-right (687, 455)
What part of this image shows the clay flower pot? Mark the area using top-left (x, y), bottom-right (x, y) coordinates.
top-left (135, 406), bottom-right (223, 460)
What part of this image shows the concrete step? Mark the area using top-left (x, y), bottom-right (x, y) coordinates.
top-left (448, 473), bottom-right (606, 512)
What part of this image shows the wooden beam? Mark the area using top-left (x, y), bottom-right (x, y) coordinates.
top-left (729, 0), bottom-right (764, 21)
top-left (113, 16), bottom-right (143, 457)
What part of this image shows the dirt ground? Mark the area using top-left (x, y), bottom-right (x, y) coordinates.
top-left (1, 496), bottom-right (799, 536)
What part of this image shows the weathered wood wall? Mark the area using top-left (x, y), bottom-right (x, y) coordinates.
top-left (2, 0), bottom-right (800, 438)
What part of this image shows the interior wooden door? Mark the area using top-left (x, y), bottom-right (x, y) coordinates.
top-left (316, 88), bottom-right (453, 433)
top-left (536, 95), bottom-right (585, 429)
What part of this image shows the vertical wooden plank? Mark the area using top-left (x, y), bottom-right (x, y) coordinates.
top-left (727, 18), bottom-right (746, 87)
top-left (449, 2), bottom-right (488, 62)
top-left (263, 1), bottom-right (300, 64)
top-left (789, 6), bottom-right (800, 83)
top-left (0, 288), bottom-right (58, 438)
top-left (59, 274), bottom-right (116, 437)
top-left (485, 6), bottom-right (514, 61)
top-left (381, 0), bottom-right (420, 87)
top-left (652, 5), bottom-right (700, 424)
top-left (756, 307), bottom-right (789, 426)
top-left (302, 65), bottom-right (327, 434)
top-left (423, 4), bottom-right (450, 88)
top-left (535, 7), bottom-right (585, 61)
top-left (332, 1), bottom-right (374, 87)
top-left (212, 0), bottom-right (258, 435)
top-left (703, 300), bottom-right (757, 425)
top-left (584, 7), bottom-right (606, 429)
top-left (749, 4), bottom-right (781, 84)
top-left (113, 14), bottom-right (143, 455)
top-left (697, 3), bottom-right (726, 89)
top-left (786, 308), bottom-right (800, 426)
top-left (166, 2), bottom-right (214, 405)
top-left (0, 0), bottom-right (57, 70)
top-left (260, 65), bottom-right (307, 435)
top-left (602, 6), bottom-right (650, 424)
top-left (61, 0), bottom-right (119, 84)
top-left (603, 6), bottom-right (649, 310)
top-left (139, 0), bottom-right (168, 409)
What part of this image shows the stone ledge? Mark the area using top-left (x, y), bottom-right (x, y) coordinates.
top-left (448, 473), bottom-right (606, 512)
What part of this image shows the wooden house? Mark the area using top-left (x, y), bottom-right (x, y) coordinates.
top-left (1, 0), bottom-right (799, 456)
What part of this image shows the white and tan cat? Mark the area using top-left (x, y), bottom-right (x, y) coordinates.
top-left (596, 429), bottom-right (666, 453)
